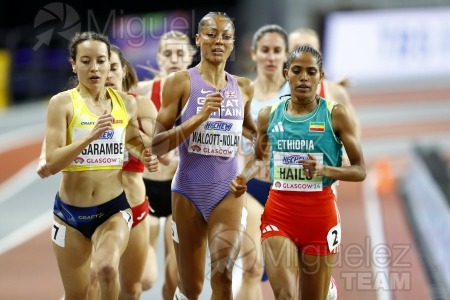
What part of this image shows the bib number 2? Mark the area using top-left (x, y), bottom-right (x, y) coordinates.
top-left (327, 223), bottom-right (341, 253)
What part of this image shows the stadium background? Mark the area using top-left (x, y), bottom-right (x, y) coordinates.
top-left (1, 1), bottom-right (449, 299)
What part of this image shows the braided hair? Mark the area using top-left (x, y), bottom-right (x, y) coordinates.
top-left (285, 45), bottom-right (323, 71)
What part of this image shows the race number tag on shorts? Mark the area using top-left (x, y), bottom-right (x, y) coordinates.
top-left (272, 151), bottom-right (323, 192)
top-left (120, 210), bottom-right (133, 230)
top-left (171, 220), bottom-right (179, 243)
top-left (123, 149), bottom-right (129, 162)
top-left (51, 220), bottom-right (66, 248)
top-left (327, 223), bottom-right (341, 252)
top-left (240, 207), bottom-right (248, 229)
top-left (188, 118), bottom-right (242, 158)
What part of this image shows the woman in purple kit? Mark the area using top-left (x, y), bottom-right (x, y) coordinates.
top-left (151, 11), bottom-right (256, 300)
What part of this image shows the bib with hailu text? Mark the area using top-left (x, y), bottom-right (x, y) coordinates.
top-left (272, 151), bottom-right (324, 192)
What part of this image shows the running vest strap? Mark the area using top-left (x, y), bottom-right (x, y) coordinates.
top-left (318, 80), bottom-right (328, 99)
top-left (250, 81), bottom-right (290, 121)
top-left (150, 79), bottom-right (162, 110)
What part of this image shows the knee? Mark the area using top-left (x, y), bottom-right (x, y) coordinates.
top-left (64, 282), bottom-right (90, 300)
top-left (273, 289), bottom-right (296, 300)
top-left (210, 268), bottom-right (233, 292)
top-left (240, 252), bottom-right (264, 281)
top-left (121, 281), bottom-right (142, 298)
top-left (180, 281), bottom-right (203, 299)
top-left (241, 262), bottom-right (264, 281)
top-left (64, 289), bottom-right (89, 300)
top-left (141, 277), bottom-right (154, 291)
top-left (209, 253), bottom-right (235, 286)
top-left (140, 260), bottom-right (158, 291)
top-left (96, 263), bottom-right (118, 284)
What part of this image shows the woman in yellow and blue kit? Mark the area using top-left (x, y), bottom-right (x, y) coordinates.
top-left (44, 31), bottom-right (158, 300)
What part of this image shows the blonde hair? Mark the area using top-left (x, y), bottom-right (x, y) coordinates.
top-left (289, 28), bottom-right (320, 50)
top-left (290, 28), bottom-right (319, 39)
top-left (139, 30), bottom-right (196, 77)
top-left (158, 30), bottom-right (196, 56)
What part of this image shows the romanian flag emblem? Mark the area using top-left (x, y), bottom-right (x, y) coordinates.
top-left (309, 122), bottom-right (325, 132)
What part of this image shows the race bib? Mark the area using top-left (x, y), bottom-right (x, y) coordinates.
top-left (327, 223), bottom-right (341, 252)
top-left (272, 151), bottom-right (323, 192)
top-left (188, 118), bottom-right (242, 158)
top-left (72, 127), bottom-right (125, 166)
top-left (51, 220), bottom-right (66, 248)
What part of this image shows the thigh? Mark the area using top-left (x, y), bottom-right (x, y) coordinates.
top-left (120, 216), bottom-right (150, 284)
top-left (207, 193), bottom-right (246, 274)
top-left (52, 217), bottom-right (93, 295)
top-left (164, 215), bottom-right (175, 257)
top-left (172, 192), bottom-right (208, 288)
top-left (240, 195), bottom-right (264, 269)
top-left (91, 210), bottom-right (132, 268)
top-left (262, 236), bottom-right (299, 296)
top-left (148, 215), bottom-right (160, 247)
top-left (299, 253), bottom-right (335, 300)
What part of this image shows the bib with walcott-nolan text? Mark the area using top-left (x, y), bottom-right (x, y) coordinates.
top-left (188, 118), bottom-right (242, 158)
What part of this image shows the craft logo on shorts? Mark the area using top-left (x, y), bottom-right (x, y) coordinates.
top-left (33, 2), bottom-right (81, 51)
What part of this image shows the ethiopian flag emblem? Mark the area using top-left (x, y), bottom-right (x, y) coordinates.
top-left (309, 122), bottom-right (325, 132)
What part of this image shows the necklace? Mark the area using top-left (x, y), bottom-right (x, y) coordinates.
top-left (288, 95), bottom-right (319, 113)
top-left (304, 95), bottom-right (319, 105)
top-left (293, 94), bottom-right (319, 105)
top-left (79, 90), bottom-right (108, 102)
top-left (197, 66), bottom-right (223, 76)
top-left (197, 66), bottom-right (227, 90)
top-left (97, 93), bottom-right (107, 101)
